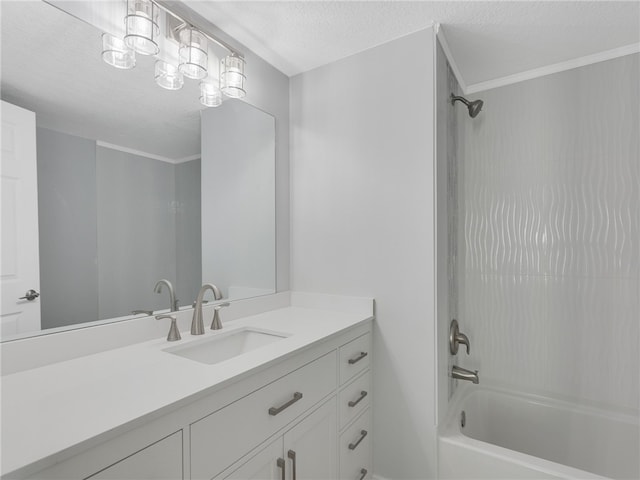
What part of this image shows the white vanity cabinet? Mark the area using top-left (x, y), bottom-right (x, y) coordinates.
top-left (85, 431), bottom-right (183, 480)
top-left (337, 333), bottom-right (372, 480)
top-left (222, 397), bottom-right (337, 480)
top-left (190, 352), bottom-right (337, 479)
top-left (17, 320), bottom-right (372, 480)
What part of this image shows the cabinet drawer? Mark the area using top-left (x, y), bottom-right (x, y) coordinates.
top-left (191, 352), bottom-right (336, 479)
top-left (339, 409), bottom-right (372, 480)
top-left (339, 371), bottom-right (371, 429)
top-left (339, 333), bottom-right (371, 385)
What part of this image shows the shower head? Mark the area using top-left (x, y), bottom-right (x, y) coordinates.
top-left (451, 94), bottom-right (484, 118)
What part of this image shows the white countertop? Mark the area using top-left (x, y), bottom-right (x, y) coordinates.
top-left (1, 304), bottom-right (372, 477)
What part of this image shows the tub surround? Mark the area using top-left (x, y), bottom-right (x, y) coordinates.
top-left (0, 293), bottom-right (373, 478)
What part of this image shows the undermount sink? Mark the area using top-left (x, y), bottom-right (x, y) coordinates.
top-left (163, 328), bottom-right (289, 365)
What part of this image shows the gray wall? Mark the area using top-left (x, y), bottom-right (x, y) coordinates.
top-left (37, 138), bottom-right (203, 325)
top-left (291, 28), bottom-right (437, 479)
top-left (96, 146), bottom-right (178, 318)
top-left (37, 127), bottom-right (98, 329)
top-left (456, 54), bottom-right (639, 412)
top-left (175, 159), bottom-right (202, 308)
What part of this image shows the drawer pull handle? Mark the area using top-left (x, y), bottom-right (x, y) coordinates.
top-left (348, 429), bottom-right (368, 450)
top-left (277, 457), bottom-right (285, 480)
top-left (348, 390), bottom-right (368, 407)
top-left (348, 351), bottom-right (368, 365)
top-left (269, 392), bottom-right (303, 416)
top-left (288, 450), bottom-right (297, 480)
top-left (358, 468), bottom-right (368, 480)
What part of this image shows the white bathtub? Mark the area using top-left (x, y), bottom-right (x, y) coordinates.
top-left (438, 384), bottom-right (639, 479)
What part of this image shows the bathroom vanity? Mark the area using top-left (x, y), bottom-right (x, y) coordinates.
top-left (1, 294), bottom-right (373, 480)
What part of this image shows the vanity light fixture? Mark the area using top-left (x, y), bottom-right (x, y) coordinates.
top-left (101, 0), bottom-right (248, 106)
top-left (200, 80), bottom-right (223, 107)
top-left (155, 60), bottom-right (183, 90)
top-left (179, 27), bottom-right (208, 80)
top-left (124, 0), bottom-right (160, 55)
top-left (220, 53), bottom-right (246, 99)
top-left (101, 33), bottom-right (136, 69)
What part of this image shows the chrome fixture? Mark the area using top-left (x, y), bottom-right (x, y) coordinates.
top-left (124, 0), bottom-right (160, 56)
top-left (154, 279), bottom-right (178, 312)
top-left (179, 27), bottom-right (208, 80)
top-left (221, 53), bottom-right (246, 98)
top-left (191, 283), bottom-right (222, 335)
top-left (449, 319), bottom-right (471, 355)
top-left (154, 60), bottom-right (183, 90)
top-left (200, 79), bottom-right (223, 107)
top-left (101, 33), bottom-right (135, 70)
top-left (100, 0), bottom-right (247, 107)
top-left (156, 314), bottom-right (181, 341)
top-left (18, 289), bottom-right (40, 301)
top-left (210, 302), bottom-right (230, 330)
top-left (451, 94), bottom-right (484, 118)
top-left (452, 365), bottom-right (479, 384)
top-left (132, 309), bottom-right (153, 316)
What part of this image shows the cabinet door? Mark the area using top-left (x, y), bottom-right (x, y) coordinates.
top-left (85, 431), bottom-right (182, 480)
top-left (223, 438), bottom-right (284, 480)
top-left (283, 398), bottom-right (337, 479)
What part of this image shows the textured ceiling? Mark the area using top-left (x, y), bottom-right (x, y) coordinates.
top-left (187, 1), bottom-right (640, 85)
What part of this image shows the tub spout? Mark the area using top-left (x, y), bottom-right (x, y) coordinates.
top-left (452, 365), bottom-right (479, 384)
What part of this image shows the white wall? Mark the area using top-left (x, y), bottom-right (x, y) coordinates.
top-left (291, 28), bottom-right (437, 479)
top-left (456, 54), bottom-right (639, 412)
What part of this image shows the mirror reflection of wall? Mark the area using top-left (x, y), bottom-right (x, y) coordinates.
top-left (202, 101), bottom-right (276, 300)
top-left (0, 1), bottom-right (276, 340)
top-left (36, 127), bottom-right (202, 329)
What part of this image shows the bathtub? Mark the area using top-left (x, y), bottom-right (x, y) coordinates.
top-left (438, 384), bottom-right (639, 479)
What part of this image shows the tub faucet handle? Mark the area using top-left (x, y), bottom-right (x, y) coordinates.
top-left (449, 319), bottom-right (470, 355)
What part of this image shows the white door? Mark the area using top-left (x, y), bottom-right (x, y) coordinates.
top-left (223, 437), bottom-right (283, 480)
top-left (1, 101), bottom-right (41, 337)
top-left (283, 398), bottom-right (338, 479)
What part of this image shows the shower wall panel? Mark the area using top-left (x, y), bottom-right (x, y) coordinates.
top-left (457, 54), bottom-right (639, 413)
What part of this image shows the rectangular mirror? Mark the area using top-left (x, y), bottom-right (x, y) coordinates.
top-left (0, 1), bottom-right (276, 340)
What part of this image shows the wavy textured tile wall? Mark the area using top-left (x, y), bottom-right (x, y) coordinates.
top-left (457, 54), bottom-right (639, 412)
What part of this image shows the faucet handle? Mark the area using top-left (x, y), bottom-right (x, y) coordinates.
top-left (449, 319), bottom-right (471, 355)
top-left (156, 314), bottom-right (181, 342)
top-left (210, 302), bottom-right (230, 330)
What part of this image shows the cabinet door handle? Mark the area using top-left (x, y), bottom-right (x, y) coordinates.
top-left (358, 468), bottom-right (368, 480)
top-left (287, 450), bottom-right (297, 480)
top-left (348, 351), bottom-right (368, 365)
top-left (269, 392), bottom-right (303, 416)
top-left (348, 390), bottom-right (368, 407)
top-left (277, 457), bottom-right (285, 480)
top-left (348, 430), bottom-right (368, 450)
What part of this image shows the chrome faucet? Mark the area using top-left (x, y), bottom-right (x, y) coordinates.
top-left (192, 283), bottom-right (222, 335)
top-left (154, 279), bottom-right (178, 312)
top-left (452, 365), bottom-right (479, 384)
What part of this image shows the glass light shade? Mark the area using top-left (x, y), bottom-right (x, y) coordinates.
top-left (124, 0), bottom-right (159, 55)
top-left (101, 33), bottom-right (136, 69)
top-left (179, 28), bottom-right (208, 80)
top-left (221, 54), bottom-right (246, 98)
top-left (200, 80), bottom-right (222, 107)
top-left (155, 60), bottom-right (184, 90)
